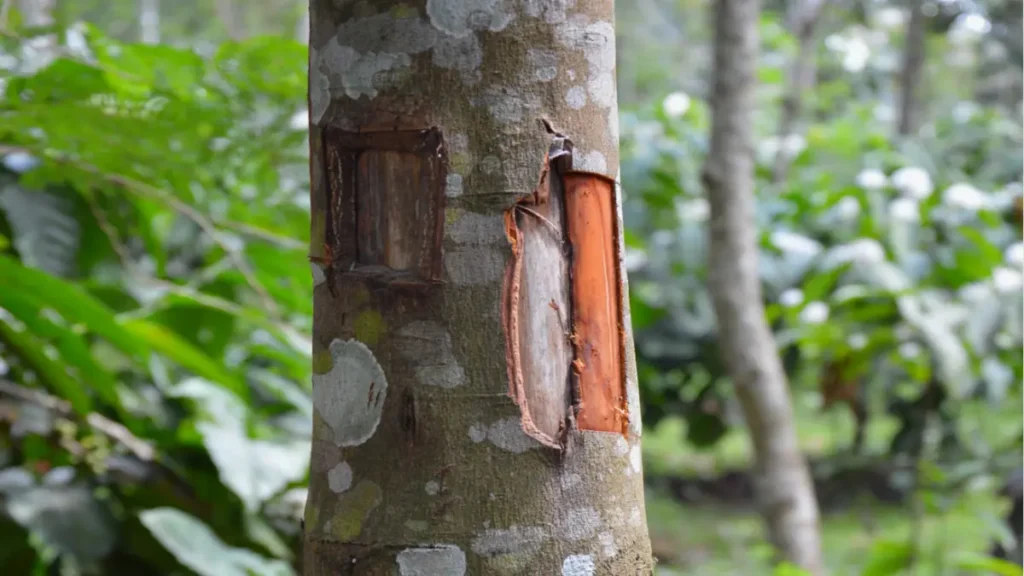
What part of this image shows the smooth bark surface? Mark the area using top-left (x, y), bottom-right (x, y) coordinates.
top-left (304, 1), bottom-right (652, 574)
top-left (702, 0), bottom-right (824, 573)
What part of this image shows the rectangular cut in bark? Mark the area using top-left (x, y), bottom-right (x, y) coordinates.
top-left (563, 171), bottom-right (627, 435)
top-left (320, 127), bottom-right (445, 283)
top-left (501, 149), bottom-right (573, 449)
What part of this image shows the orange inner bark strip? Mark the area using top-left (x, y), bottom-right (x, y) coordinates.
top-left (563, 171), bottom-right (628, 435)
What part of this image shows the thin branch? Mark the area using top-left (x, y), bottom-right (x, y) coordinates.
top-left (0, 0), bottom-right (12, 32)
top-left (771, 0), bottom-right (829, 184)
top-left (0, 379), bottom-right (155, 461)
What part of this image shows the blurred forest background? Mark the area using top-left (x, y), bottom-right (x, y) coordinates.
top-left (0, 0), bottom-right (1021, 574)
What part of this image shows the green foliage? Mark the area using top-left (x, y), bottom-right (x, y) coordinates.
top-left (0, 23), bottom-right (309, 574)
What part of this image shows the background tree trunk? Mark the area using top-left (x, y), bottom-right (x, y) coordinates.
top-left (138, 0), bottom-right (160, 45)
top-left (304, 1), bottom-right (652, 574)
top-left (897, 0), bottom-right (926, 136)
top-left (702, 0), bottom-right (824, 573)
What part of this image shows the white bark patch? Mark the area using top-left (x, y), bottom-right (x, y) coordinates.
top-left (327, 461), bottom-right (353, 493)
top-left (425, 480), bottom-right (440, 496)
top-left (319, 42), bottom-right (411, 100)
top-left (561, 473), bottom-right (582, 490)
top-left (445, 248), bottom-right (504, 285)
top-left (426, 0), bottom-right (514, 37)
top-left (311, 262), bottom-right (327, 287)
top-left (471, 525), bottom-right (548, 556)
top-left (446, 210), bottom-right (503, 245)
top-left (629, 445), bottom-right (642, 474)
top-left (445, 174), bottom-right (464, 197)
top-left (628, 507), bottom-right (643, 527)
top-left (475, 86), bottom-right (542, 127)
top-left (522, 0), bottom-right (576, 24)
top-left (613, 436), bottom-right (629, 456)
top-left (598, 532), bottom-right (617, 558)
top-left (558, 507), bottom-right (601, 541)
top-left (562, 554), bottom-right (596, 576)
top-left (482, 416), bottom-right (541, 453)
top-left (396, 545), bottom-right (467, 576)
top-left (433, 33), bottom-right (483, 84)
top-left (468, 423), bottom-right (487, 443)
top-left (395, 321), bottom-right (467, 388)
top-left (313, 339), bottom-right (387, 447)
top-left (565, 86), bottom-right (587, 110)
top-left (480, 155), bottom-right (501, 174)
top-left (557, 18), bottom-right (616, 109)
top-left (575, 150), bottom-right (607, 174)
top-left (527, 48), bottom-right (558, 82)
top-left (607, 109), bottom-right (620, 145)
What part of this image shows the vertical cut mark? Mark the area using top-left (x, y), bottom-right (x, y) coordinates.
top-left (564, 171), bottom-right (627, 435)
top-left (501, 141), bottom-right (574, 449)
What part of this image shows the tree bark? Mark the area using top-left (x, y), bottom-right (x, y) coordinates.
top-left (702, 1), bottom-right (824, 573)
top-left (138, 0), bottom-right (160, 45)
top-left (304, 1), bottom-right (652, 574)
top-left (897, 0), bottom-right (926, 136)
top-left (771, 0), bottom-right (826, 184)
top-left (215, 0), bottom-right (242, 40)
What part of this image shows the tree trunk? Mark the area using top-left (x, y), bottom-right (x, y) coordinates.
top-left (702, 1), bottom-right (824, 573)
top-left (215, 0), bottom-right (242, 40)
top-left (304, 1), bottom-right (652, 574)
top-left (138, 0), bottom-right (160, 45)
top-left (897, 0), bottom-right (926, 136)
top-left (771, 0), bottom-right (825, 184)
top-left (18, 0), bottom-right (56, 72)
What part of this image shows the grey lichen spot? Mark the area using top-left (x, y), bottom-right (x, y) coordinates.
top-left (319, 42), bottom-right (411, 100)
top-left (484, 417), bottom-right (540, 453)
top-left (445, 174), bottom-right (464, 198)
top-left (309, 45), bottom-right (329, 122)
top-left (598, 532), bottom-right (618, 558)
top-left (311, 262), bottom-right (327, 287)
top-left (427, 0), bottom-right (514, 37)
top-left (449, 132), bottom-right (470, 154)
top-left (522, 0), bottom-right (576, 24)
top-left (405, 519), bottom-right (429, 532)
top-left (557, 18), bottom-right (616, 109)
top-left (397, 545), bottom-right (467, 576)
top-left (613, 436), bottom-right (629, 456)
top-left (527, 48), bottom-right (558, 82)
top-left (558, 507), bottom-right (601, 541)
top-left (327, 461), bottom-right (353, 493)
top-left (395, 321), bottom-right (467, 388)
top-left (480, 155), bottom-right (501, 174)
top-left (471, 525), bottom-right (548, 556)
top-left (468, 423), bottom-right (487, 443)
top-left (433, 33), bottom-right (483, 84)
top-left (608, 109), bottom-right (620, 145)
top-left (425, 480), bottom-right (440, 496)
top-left (336, 12), bottom-right (438, 54)
top-left (446, 210), bottom-right (503, 245)
top-left (562, 554), bottom-right (596, 576)
top-left (565, 86), bottom-right (587, 110)
top-left (313, 339), bottom-right (387, 447)
top-left (445, 248), bottom-right (504, 285)
top-left (560, 473), bottom-right (582, 491)
top-left (475, 86), bottom-right (542, 127)
top-left (629, 507), bottom-right (643, 527)
top-left (576, 150), bottom-right (607, 174)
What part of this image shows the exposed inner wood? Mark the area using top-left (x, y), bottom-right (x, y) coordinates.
top-left (563, 171), bottom-right (628, 435)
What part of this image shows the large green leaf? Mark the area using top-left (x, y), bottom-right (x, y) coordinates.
top-left (140, 507), bottom-right (293, 576)
top-left (0, 314), bottom-right (92, 413)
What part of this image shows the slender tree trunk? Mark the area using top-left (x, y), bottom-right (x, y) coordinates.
top-left (304, 1), bottom-right (652, 574)
top-left (897, 0), bottom-right (926, 136)
top-left (295, 3), bottom-right (308, 44)
top-left (215, 0), bottom-right (241, 40)
top-left (702, 1), bottom-right (824, 573)
top-left (138, 0), bottom-right (160, 45)
top-left (19, 0), bottom-right (56, 71)
top-left (771, 0), bottom-right (826, 184)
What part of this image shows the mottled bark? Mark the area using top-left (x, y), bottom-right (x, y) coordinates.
top-left (771, 0), bottom-right (825, 184)
top-left (304, 1), bottom-right (652, 575)
top-left (702, 0), bottom-right (824, 573)
top-left (897, 0), bottom-right (926, 136)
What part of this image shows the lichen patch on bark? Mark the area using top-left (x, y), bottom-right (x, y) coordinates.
top-left (328, 480), bottom-right (382, 540)
top-left (327, 461), bottom-right (353, 493)
top-left (561, 554), bottom-right (596, 576)
top-left (312, 339), bottom-right (387, 447)
top-left (396, 544), bottom-right (467, 576)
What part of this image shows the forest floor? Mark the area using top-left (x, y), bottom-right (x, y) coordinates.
top-left (642, 390), bottom-right (1021, 575)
